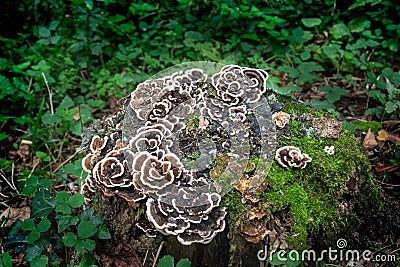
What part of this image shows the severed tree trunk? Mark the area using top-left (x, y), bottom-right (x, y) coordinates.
top-left (81, 63), bottom-right (381, 267)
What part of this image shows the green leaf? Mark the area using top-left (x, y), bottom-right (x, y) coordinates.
top-left (78, 221), bottom-right (97, 239)
top-left (348, 17), bottom-right (371, 33)
top-left (0, 133), bottom-right (8, 142)
top-left (329, 23), bottom-right (350, 39)
top-left (27, 230), bottom-right (40, 244)
top-left (307, 99), bottom-right (336, 111)
top-left (366, 90), bottom-right (386, 104)
top-left (38, 26), bottom-right (51, 38)
top-left (56, 203), bottom-right (71, 215)
top-left (31, 255), bottom-right (48, 267)
top-left (75, 239), bottom-right (96, 253)
top-left (97, 225), bottom-right (111, 240)
top-left (342, 121), bottom-right (356, 133)
top-left (385, 100), bottom-right (399, 114)
top-left (80, 253), bottom-right (96, 266)
top-left (36, 217), bottom-right (51, 232)
top-left (0, 252), bottom-right (12, 267)
top-left (301, 18), bottom-right (321, 28)
top-left (21, 219), bottom-right (35, 231)
top-left (24, 244), bottom-right (43, 261)
top-left (386, 82), bottom-right (397, 100)
top-left (158, 255), bottom-right (174, 267)
top-left (69, 193), bottom-right (84, 208)
top-left (57, 95), bottom-right (75, 111)
top-left (176, 258), bottom-right (191, 267)
top-left (300, 50), bottom-right (311, 61)
top-left (63, 160), bottom-right (83, 178)
top-left (62, 232), bottom-right (78, 247)
top-left (320, 86), bottom-right (348, 103)
top-left (56, 191), bottom-right (70, 203)
top-left (349, 0), bottom-right (382, 10)
top-left (57, 215), bottom-right (79, 233)
top-left (79, 207), bottom-right (94, 221)
top-left (268, 253), bottom-right (287, 265)
top-left (31, 190), bottom-right (56, 218)
top-left (41, 112), bottom-right (61, 126)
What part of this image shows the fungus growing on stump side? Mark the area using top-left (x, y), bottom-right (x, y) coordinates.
top-left (81, 63), bottom-right (276, 245)
top-left (272, 111), bottom-right (291, 128)
top-left (275, 146), bottom-right (312, 169)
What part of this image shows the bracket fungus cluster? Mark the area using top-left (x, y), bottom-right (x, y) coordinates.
top-left (81, 63), bottom-right (278, 245)
top-left (274, 146), bottom-right (312, 169)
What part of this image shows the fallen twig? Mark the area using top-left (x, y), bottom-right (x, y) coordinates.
top-left (152, 241), bottom-right (165, 267)
top-left (42, 72), bottom-right (54, 115)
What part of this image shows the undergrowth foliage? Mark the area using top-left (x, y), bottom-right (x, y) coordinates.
top-left (0, 0), bottom-right (399, 266)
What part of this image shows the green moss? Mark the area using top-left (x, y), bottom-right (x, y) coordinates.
top-left (221, 190), bottom-right (246, 228)
top-left (222, 93), bottom-right (376, 251)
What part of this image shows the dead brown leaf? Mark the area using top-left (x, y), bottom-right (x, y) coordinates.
top-left (377, 129), bottom-right (400, 143)
top-left (0, 207), bottom-right (31, 227)
top-left (363, 128), bottom-right (378, 150)
top-left (9, 143), bottom-right (31, 163)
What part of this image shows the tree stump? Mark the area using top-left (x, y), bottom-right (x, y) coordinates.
top-left (81, 63), bottom-right (379, 266)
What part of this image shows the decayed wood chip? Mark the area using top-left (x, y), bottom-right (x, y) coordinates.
top-left (363, 128), bottom-right (378, 150)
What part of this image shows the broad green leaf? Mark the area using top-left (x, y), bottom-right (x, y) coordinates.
top-left (36, 217), bottom-right (51, 232)
top-left (267, 253), bottom-right (286, 265)
top-left (75, 239), bottom-right (96, 253)
top-left (84, 0), bottom-right (93, 10)
top-left (300, 50), bottom-right (311, 61)
top-left (329, 23), bottom-right (350, 39)
top-left (385, 100), bottom-right (399, 114)
top-left (307, 99), bottom-right (336, 111)
top-left (41, 112), bottom-right (61, 126)
top-left (27, 230), bottom-right (40, 244)
top-left (31, 190), bottom-right (56, 218)
top-left (38, 26), bottom-right (51, 38)
top-left (57, 215), bottom-right (79, 233)
top-left (78, 221), bottom-right (97, 239)
top-left (79, 207), bottom-right (94, 221)
top-left (62, 232), bottom-right (78, 247)
top-left (21, 219), bottom-right (35, 231)
top-left (63, 160), bottom-right (83, 178)
top-left (301, 18), bottom-right (321, 28)
top-left (35, 151), bottom-right (50, 162)
top-left (366, 90), bottom-right (386, 104)
top-left (176, 258), bottom-right (191, 267)
top-left (56, 191), bottom-right (70, 203)
top-left (1, 252), bottom-right (12, 267)
top-left (349, 0), bottom-right (382, 10)
top-left (31, 255), bottom-right (48, 267)
top-left (56, 203), bottom-right (71, 215)
top-left (69, 193), bottom-right (84, 208)
top-left (348, 17), bottom-right (371, 33)
top-left (57, 95), bottom-right (75, 111)
top-left (24, 244), bottom-right (43, 261)
top-left (0, 133), bottom-right (8, 141)
top-left (158, 255), bottom-right (174, 267)
top-left (342, 121), bottom-right (356, 133)
top-left (70, 123), bottom-right (82, 136)
top-left (97, 225), bottom-right (111, 239)
top-left (386, 82), bottom-right (397, 100)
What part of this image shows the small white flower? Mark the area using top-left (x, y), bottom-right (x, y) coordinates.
top-left (324, 146), bottom-right (335, 155)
